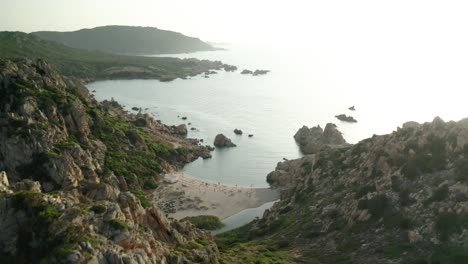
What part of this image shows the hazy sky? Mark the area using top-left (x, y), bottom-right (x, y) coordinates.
top-left (2, 0), bottom-right (468, 45)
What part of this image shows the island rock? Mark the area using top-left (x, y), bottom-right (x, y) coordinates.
top-left (335, 114), bottom-right (358, 123)
top-left (253, 69), bottom-right (270, 76)
top-left (214, 134), bottom-right (236, 147)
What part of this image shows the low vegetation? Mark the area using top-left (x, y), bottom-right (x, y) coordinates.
top-left (181, 215), bottom-right (225, 230)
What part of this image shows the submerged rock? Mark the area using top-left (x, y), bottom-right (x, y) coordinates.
top-left (214, 134), bottom-right (236, 147)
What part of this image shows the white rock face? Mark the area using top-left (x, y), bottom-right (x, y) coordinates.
top-left (0, 171), bottom-right (10, 192)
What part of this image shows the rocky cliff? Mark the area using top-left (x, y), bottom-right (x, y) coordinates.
top-left (220, 118), bottom-right (468, 263)
top-left (0, 59), bottom-right (220, 263)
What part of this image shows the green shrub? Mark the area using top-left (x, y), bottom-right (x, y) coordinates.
top-left (302, 162), bottom-right (312, 175)
top-left (455, 157), bottom-right (468, 183)
top-left (425, 185), bottom-right (449, 205)
top-left (435, 213), bottom-right (468, 241)
top-left (143, 177), bottom-right (159, 190)
top-left (107, 219), bottom-right (129, 230)
top-left (357, 194), bottom-right (390, 218)
top-left (402, 135), bottom-right (447, 179)
top-left (181, 215), bottom-right (225, 230)
top-left (399, 189), bottom-right (415, 207)
top-left (132, 118), bottom-right (147, 127)
top-left (130, 189), bottom-right (151, 208)
top-left (90, 204), bottom-right (106, 214)
top-left (354, 184), bottom-right (376, 199)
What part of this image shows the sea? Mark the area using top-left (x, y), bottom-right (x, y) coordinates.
top-left (87, 43), bottom-right (468, 188)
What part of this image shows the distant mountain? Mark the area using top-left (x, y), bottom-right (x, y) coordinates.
top-left (32, 25), bottom-right (217, 55)
top-left (0, 31), bottom-right (227, 80)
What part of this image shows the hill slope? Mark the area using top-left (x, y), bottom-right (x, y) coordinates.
top-left (0, 31), bottom-right (229, 81)
top-left (33, 25), bottom-right (217, 55)
top-left (217, 119), bottom-right (468, 264)
top-left (0, 59), bottom-right (219, 263)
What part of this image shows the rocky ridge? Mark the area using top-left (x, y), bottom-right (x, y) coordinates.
top-left (0, 59), bottom-right (220, 263)
top-left (224, 117), bottom-right (468, 263)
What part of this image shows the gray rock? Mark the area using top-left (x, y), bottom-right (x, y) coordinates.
top-left (335, 114), bottom-right (357, 123)
top-left (294, 123), bottom-right (348, 154)
top-left (214, 134), bottom-right (236, 147)
top-left (173, 124), bottom-right (188, 135)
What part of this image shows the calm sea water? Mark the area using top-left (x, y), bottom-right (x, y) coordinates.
top-left (88, 44), bottom-right (468, 187)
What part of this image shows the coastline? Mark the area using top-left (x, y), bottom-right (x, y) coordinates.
top-left (153, 172), bottom-right (279, 220)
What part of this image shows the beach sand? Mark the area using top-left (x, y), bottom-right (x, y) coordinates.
top-left (153, 173), bottom-right (279, 220)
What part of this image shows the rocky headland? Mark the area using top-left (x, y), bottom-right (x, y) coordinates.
top-left (219, 117), bottom-right (468, 263)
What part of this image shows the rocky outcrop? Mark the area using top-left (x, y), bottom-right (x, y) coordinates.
top-left (214, 134), bottom-right (236, 147)
top-left (240, 69), bottom-right (270, 76)
top-left (234, 129), bottom-right (243, 135)
top-left (259, 117), bottom-right (468, 263)
top-left (0, 59), bottom-right (220, 263)
top-left (349, 106), bottom-right (356, 111)
top-left (172, 124), bottom-right (188, 135)
top-left (335, 114), bottom-right (358, 123)
top-left (223, 65), bottom-right (238, 72)
top-left (294, 123), bottom-right (348, 154)
top-left (253, 69), bottom-right (270, 76)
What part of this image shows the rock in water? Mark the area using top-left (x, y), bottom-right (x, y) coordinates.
top-left (253, 69), bottom-right (270, 76)
top-left (335, 114), bottom-right (358, 123)
top-left (223, 64), bottom-right (238, 72)
top-left (214, 134), bottom-right (236, 147)
top-left (248, 134), bottom-right (254, 138)
top-left (349, 106), bottom-right (356, 111)
top-left (234, 129), bottom-right (243, 135)
top-left (241, 69), bottom-right (253, 74)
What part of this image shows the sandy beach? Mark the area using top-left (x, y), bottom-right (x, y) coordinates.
top-left (153, 173), bottom-right (279, 220)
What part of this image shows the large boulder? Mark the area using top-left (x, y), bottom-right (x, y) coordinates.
top-left (293, 123), bottom-right (348, 154)
top-left (214, 134), bottom-right (236, 147)
top-left (173, 124), bottom-right (188, 135)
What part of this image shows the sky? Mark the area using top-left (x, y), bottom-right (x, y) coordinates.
top-left (2, 0), bottom-right (467, 46)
